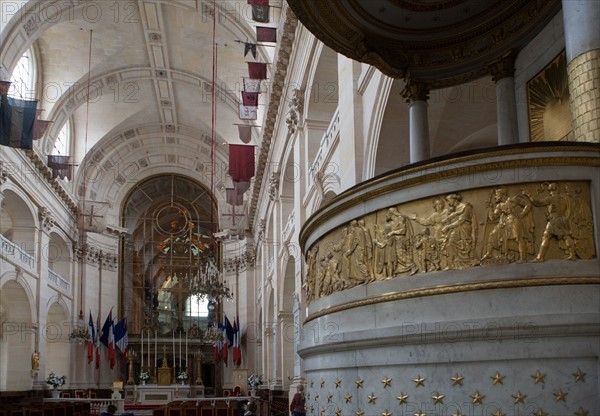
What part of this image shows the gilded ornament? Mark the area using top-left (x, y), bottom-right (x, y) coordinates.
top-left (413, 411), bottom-right (426, 416)
top-left (368, 392), bottom-right (377, 404)
top-left (381, 376), bottom-right (392, 388)
top-left (413, 375), bottom-right (426, 387)
top-left (356, 411), bottom-right (365, 416)
top-left (531, 370), bottom-right (546, 384)
top-left (310, 380), bottom-right (314, 388)
top-left (327, 393), bottom-right (333, 403)
top-left (382, 410), bottom-right (392, 416)
top-left (431, 393), bottom-right (445, 404)
top-left (533, 409), bottom-right (548, 416)
top-left (491, 372), bottom-right (505, 385)
top-left (334, 378), bottom-right (342, 388)
top-left (334, 409), bottom-right (342, 416)
top-left (554, 389), bottom-right (567, 402)
top-left (320, 408), bottom-right (325, 416)
top-left (451, 412), bottom-right (465, 416)
top-left (344, 392), bottom-right (352, 403)
top-left (307, 393), bottom-right (311, 401)
top-left (512, 391), bottom-right (527, 404)
top-left (320, 379), bottom-right (325, 388)
top-left (471, 390), bottom-right (485, 404)
top-left (575, 407), bottom-right (589, 416)
top-left (573, 368), bottom-right (586, 382)
top-left (355, 378), bottom-right (364, 388)
top-left (450, 373), bottom-right (464, 386)
top-left (396, 393), bottom-right (408, 404)
top-left (491, 411), bottom-right (505, 416)
top-left (314, 393), bottom-right (319, 401)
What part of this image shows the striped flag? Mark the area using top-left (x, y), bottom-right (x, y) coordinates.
top-left (114, 317), bottom-right (128, 362)
top-left (0, 94), bottom-right (37, 149)
top-left (87, 311), bottom-right (95, 364)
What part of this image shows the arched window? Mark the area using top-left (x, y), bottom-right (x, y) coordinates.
top-left (51, 122), bottom-right (71, 156)
top-left (186, 295), bottom-right (209, 318)
top-left (9, 48), bottom-right (36, 100)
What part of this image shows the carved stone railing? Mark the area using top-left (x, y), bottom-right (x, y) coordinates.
top-left (0, 233), bottom-right (35, 271)
top-left (48, 268), bottom-right (71, 294)
top-left (308, 107), bottom-right (340, 188)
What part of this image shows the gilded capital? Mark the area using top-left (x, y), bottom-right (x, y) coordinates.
top-left (488, 50), bottom-right (517, 82)
top-left (401, 80), bottom-right (430, 103)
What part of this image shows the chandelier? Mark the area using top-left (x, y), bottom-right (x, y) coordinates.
top-left (202, 324), bottom-right (224, 344)
top-left (189, 256), bottom-right (232, 302)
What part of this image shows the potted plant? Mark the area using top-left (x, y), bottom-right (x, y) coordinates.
top-left (139, 371), bottom-right (149, 385)
top-left (247, 373), bottom-right (263, 397)
top-left (177, 371), bottom-right (188, 385)
top-left (46, 372), bottom-right (66, 398)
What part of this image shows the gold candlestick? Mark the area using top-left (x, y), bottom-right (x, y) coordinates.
top-left (127, 351), bottom-right (135, 385)
top-left (195, 350), bottom-right (204, 386)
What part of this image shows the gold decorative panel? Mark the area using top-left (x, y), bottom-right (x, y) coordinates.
top-left (527, 51), bottom-right (573, 142)
top-left (304, 181), bottom-right (594, 302)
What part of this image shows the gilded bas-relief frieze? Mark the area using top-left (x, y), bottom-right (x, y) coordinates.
top-left (303, 182), bottom-right (595, 302)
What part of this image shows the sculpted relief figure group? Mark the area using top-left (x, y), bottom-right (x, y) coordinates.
top-left (303, 182), bottom-right (595, 302)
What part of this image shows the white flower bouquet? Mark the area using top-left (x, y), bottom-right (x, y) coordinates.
top-left (139, 372), bottom-right (149, 381)
top-left (177, 371), bottom-right (188, 381)
top-left (247, 373), bottom-right (263, 388)
top-left (46, 372), bottom-right (66, 388)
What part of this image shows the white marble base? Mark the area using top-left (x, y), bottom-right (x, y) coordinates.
top-left (131, 384), bottom-right (191, 404)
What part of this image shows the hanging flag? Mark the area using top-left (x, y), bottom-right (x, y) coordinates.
top-left (0, 81), bottom-right (11, 97)
top-left (78, 200), bottom-right (109, 233)
top-left (256, 26), bottom-right (277, 43)
top-left (243, 78), bottom-right (261, 93)
top-left (114, 317), bottom-right (128, 362)
top-left (87, 311), bottom-right (95, 365)
top-left (107, 319), bottom-right (115, 369)
top-left (238, 125), bottom-right (252, 143)
top-left (95, 315), bottom-right (101, 369)
top-left (247, 62), bottom-right (267, 80)
top-left (239, 104), bottom-right (257, 120)
top-left (229, 144), bottom-right (255, 182)
top-left (225, 315), bottom-right (234, 347)
top-left (244, 43), bottom-right (257, 59)
top-left (33, 119), bottom-right (51, 140)
top-left (233, 317), bottom-right (241, 367)
top-left (0, 94), bottom-right (37, 149)
top-left (221, 318), bottom-right (228, 367)
top-left (226, 188), bottom-right (244, 206)
top-left (48, 155), bottom-right (73, 180)
top-left (241, 91), bottom-right (259, 107)
top-left (99, 308), bottom-right (113, 347)
top-left (219, 200), bottom-right (248, 230)
top-left (252, 5), bottom-right (270, 23)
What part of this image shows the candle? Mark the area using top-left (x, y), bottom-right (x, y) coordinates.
top-left (141, 330), bottom-right (144, 369)
top-left (185, 333), bottom-right (188, 371)
top-left (179, 332), bottom-right (182, 368)
top-left (154, 330), bottom-right (157, 373)
top-left (172, 330), bottom-right (175, 367)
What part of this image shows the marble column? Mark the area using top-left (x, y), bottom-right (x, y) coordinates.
top-left (489, 51), bottom-right (519, 145)
top-left (402, 81), bottom-right (431, 163)
top-left (562, 0), bottom-right (600, 142)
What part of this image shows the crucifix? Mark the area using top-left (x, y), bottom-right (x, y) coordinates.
top-left (222, 205), bottom-right (245, 226)
top-left (165, 273), bottom-right (189, 333)
top-left (81, 204), bottom-right (103, 227)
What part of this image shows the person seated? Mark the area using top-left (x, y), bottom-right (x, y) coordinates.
top-left (99, 404), bottom-right (118, 416)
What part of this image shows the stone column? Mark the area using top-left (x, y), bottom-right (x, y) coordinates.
top-left (562, 0), bottom-right (600, 142)
top-left (489, 51), bottom-right (519, 145)
top-left (402, 81), bottom-right (431, 163)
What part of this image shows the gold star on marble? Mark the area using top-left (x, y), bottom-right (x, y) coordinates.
top-left (491, 372), bottom-right (505, 385)
top-left (396, 393), bottom-right (408, 404)
top-left (512, 391), bottom-right (527, 404)
top-left (491, 411), bottom-right (505, 416)
top-left (334, 378), bottom-right (342, 388)
top-left (310, 381), bottom-right (314, 388)
top-left (451, 412), bottom-right (464, 416)
top-left (573, 368), bottom-right (586, 383)
top-left (320, 408), bottom-right (325, 416)
top-left (554, 389), bottom-right (568, 402)
top-left (334, 409), bottom-right (342, 416)
top-left (471, 390), bottom-right (485, 404)
top-left (355, 378), bottom-right (364, 388)
top-left (381, 410), bottom-right (392, 416)
top-left (450, 373), bottom-right (464, 386)
top-left (344, 392), bottom-right (352, 403)
top-left (314, 393), bottom-right (319, 401)
top-left (310, 405), bottom-right (314, 414)
top-left (531, 370), bottom-right (546, 384)
top-left (413, 375), bottom-right (426, 387)
top-left (431, 393), bottom-right (445, 404)
top-left (320, 379), bottom-right (325, 388)
top-left (381, 376), bottom-right (392, 388)
top-left (413, 411), bottom-right (426, 416)
top-left (533, 409), bottom-right (548, 416)
top-left (327, 393), bottom-right (333, 403)
top-left (368, 392), bottom-right (377, 404)
top-left (575, 407), bottom-right (589, 416)
top-left (356, 411), bottom-right (365, 416)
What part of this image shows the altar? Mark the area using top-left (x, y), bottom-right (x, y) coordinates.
top-left (127, 384), bottom-right (205, 404)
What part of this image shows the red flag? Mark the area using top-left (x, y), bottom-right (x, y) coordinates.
top-left (248, 0), bottom-right (268, 4)
top-left (256, 26), bottom-right (277, 43)
top-left (214, 340), bottom-right (220, 362)
top-left (229, 144), bottom-right (255, 182)
top-left (248, 62), bottom-right (267, 80)
top-left (33, 119), bottom-right (51, 140)
top-left (241, 91), bottom-right (259, 107)
top-left (108, 317), bottom-right (116, 369)
top-left (238, 125), bottom-right (252, 144)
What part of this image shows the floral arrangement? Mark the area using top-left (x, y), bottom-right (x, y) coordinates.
top-left (247, 373), bottom-right (263, 388)
top-left (177, 371), bottom-right (188, 381)
top-left (69, 325), bottom-right (90, 344)
top-left (46, 372), bottom-right (66, 388)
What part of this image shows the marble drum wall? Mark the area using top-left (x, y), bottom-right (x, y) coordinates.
top-left (298, 143), bottom-right (599, 416)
